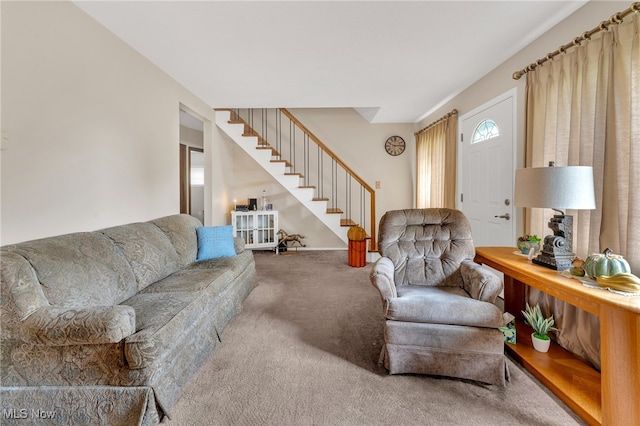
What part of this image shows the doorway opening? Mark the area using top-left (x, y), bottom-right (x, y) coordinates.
top-left (179, 109), bottom-right (205, 224)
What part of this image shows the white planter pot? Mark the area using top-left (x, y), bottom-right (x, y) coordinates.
top-left (531, 333), bottom-right (551, 352)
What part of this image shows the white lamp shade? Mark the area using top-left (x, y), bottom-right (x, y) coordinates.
top-left (514, 166), bottom-right (596, 210)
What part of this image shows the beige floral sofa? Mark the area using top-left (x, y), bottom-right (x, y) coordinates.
top-left (0, 214), bottom-right (258, 425)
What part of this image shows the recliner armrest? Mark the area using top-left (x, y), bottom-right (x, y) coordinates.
top-left (21, 305), bottom-right (136, 346)
top-left (460, 260), bottom-right (503, 303)
top-left (370, 257), bottom-right (398, 301)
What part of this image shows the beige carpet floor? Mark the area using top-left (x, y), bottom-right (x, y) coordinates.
top-left (164, 250), bottom-right (585, 426)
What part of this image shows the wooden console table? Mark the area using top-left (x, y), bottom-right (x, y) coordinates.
top-left (474, 246), bottom-right (640, 426)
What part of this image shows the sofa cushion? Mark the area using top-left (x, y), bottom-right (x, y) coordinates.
top-left (387, 285), bottom-right (504, 328)
top-left (100, 223), bottom-right (180, 291)
top-left (186, 249), bottom-right (253, 279)
top-left (122, 270), bottom-right (232, 370)
top-left (150, 214), bottom-right (201, 268)
top-left (195, 226), bottom-right (236, 261)
top-left (122, 292), bottom-right (200, 369)
top-left (141, 268), bottom-right (233, 294)
top-left (4, 233), bottom-right (137, 307)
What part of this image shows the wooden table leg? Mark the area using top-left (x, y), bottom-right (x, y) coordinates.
top-left (503, 276), bottom-right (526, 321)
top-left (599, 306), bottom-right (640, 425)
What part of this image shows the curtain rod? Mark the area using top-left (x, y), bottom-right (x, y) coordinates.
top-left (513, 2), bottom-right (640, 80)
top-left (415, 109), bottom-right (458, 136)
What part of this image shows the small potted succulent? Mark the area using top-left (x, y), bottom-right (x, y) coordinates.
top-left (521, 303), bottom-right (558, 353)
top-left (517, 233), bottom-right (541, 255)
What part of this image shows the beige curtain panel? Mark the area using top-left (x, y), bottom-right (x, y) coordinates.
top-left (524, 12), bottom-right (639, 370)
top-left (416, 112), bottom-right (457, 208)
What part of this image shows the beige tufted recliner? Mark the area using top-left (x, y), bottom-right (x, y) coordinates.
top-left (370, 208), bottom-right (509, 386)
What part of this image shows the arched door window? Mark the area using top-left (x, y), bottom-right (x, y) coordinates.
top-left (471, 119), bottom-right (499, 143)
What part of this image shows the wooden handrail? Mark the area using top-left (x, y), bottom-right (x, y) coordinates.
top-left (280, 108), bottom-right (377, 250)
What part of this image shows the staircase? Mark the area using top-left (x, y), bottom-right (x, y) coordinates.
top-left (215, 108), bottom-right (376, 250)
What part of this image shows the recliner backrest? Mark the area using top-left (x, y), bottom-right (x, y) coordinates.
top-left (378, 208), bottom-right (475, 287)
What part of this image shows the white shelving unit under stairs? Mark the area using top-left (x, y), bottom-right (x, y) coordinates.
top-left (231, 210), bottom-right (278, 250)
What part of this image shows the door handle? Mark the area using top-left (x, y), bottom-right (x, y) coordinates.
top-left (494, 213), bottom-right (511, 220)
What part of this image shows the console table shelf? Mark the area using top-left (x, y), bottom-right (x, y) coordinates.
top-left (474, 246), bottom-right (640, 426)
top-left (508, 320), bottom-right (601, 425)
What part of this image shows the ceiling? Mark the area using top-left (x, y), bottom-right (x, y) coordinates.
top-left (74, 1), bottom-right (587, 124)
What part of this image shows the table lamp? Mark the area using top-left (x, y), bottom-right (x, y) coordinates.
top-left (514, 162), bottom-right (596, 270)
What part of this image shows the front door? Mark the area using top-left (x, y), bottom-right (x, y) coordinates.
top-left (458, 90), bottom-right (515, 248)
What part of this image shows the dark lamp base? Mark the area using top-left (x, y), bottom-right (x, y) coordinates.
top-left (532, 252), bottom-right (573, 270)
top-left (534, 214), bottom-right (575, 271)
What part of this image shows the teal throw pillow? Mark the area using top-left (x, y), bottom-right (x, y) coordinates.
top-left (196, 225), bottom-right (236, 261)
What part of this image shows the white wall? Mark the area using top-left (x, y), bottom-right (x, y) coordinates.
top-left (230, 108), bottom-right (414, 249)
top-left (0, 1), bottom-right (228, 245)
top-left (415, 1), bottom-right (629, 236)
top-left (209, 119), bottom-right (236, 226)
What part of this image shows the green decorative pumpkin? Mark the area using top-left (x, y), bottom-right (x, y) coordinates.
top-left (583, 248), bottom-right (631, 279)
top-left (347, 224), bottom-right (367, 241)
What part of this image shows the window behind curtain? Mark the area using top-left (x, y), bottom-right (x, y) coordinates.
top-left (416, 113), bottom-right (457, 208)
top-left (524, 12), bottom-right (639, 371)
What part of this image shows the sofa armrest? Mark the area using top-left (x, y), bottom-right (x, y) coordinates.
top-left (21, 305), bottom-right (136, 346)
top-left (233, 236), bottom-right (245, 254)
top-left (370, 257), bottom-right (398, 301)
top-left (460, 260), bottom-right (503, 303)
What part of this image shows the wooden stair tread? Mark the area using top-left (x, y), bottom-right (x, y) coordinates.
top-left (246, 134), bottom-right (269, 145)
top-left (326, 208), bottom-right (343, 214)
top-left (340, 218), bottom-right (357, 227)
top-left (313, 197), bottom-right (330, 202)
top-left (299, 186), bottom-right (316, 189)
top-left (270, 160), bottom-right (292, 167)
top-left (285, 172), bottom-right (304, 178)
top-left (256, 147), bottom-right (280, 156)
